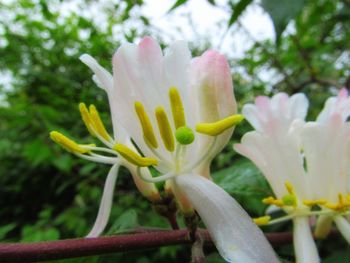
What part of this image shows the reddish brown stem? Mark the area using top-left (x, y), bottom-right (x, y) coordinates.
top-left (0, 230), bottom-right (338, 263)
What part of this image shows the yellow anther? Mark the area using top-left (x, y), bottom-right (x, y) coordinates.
top-left (89, 105), bottom-right (111, 142)
top-left (50, 131), bottom-right (88, 154)
top-left (113, 143), bottom-right (158, 167)
top-left (303, 199), bottom-right (327, 207)
top-left (324, 202), bottom-right (341, 211)
top-left (285, 181), bottom-right (294, 194)
top-left (169, 87), bottom-right (186, 128)
top-left (262, 196), bottom-right (284, 207)
top-left (134, 102), bottom-right (158, 148)
top-left (282, 194), bottom-right (297, 207)
top-left (324, 193), bottom-right (350, 211)
top-left (155, 106), bottom-right (175, 152)
top-left (195, 114), bottom-right (244, 136)
top-left (79, 103), bottom-right (96, 137)
top-left (253, 216), bottom-right (271, 226)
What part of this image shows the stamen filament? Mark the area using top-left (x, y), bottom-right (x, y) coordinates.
top-left (82, 145), bottom-right (119, 156)
top-left (137, 167), bottom-right (177, 183)
top-left (76, 153), bottom-right (119, 164)
top-left (183, 136), bottom-right (218, 172)
top-left (155, 106), bottom-right (175, 152)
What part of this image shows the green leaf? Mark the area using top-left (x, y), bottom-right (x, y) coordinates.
top-left (21, 226), bottom-right (60, 242)
top-left (23, 139), bottom-right (53, 166)
top-left (52, 154), bottom-right (73, 172)
top-left (261, 0), bottom-right (306, 43)
top-left (228, 0), bottom-right (253, 27)
top-left (0, 223), bottom-right (16, 240)
top-left (323, 250), bottom-right (350, 263)
top-left (213, 159), bottom-right (273, 215)
top-left (207, 0), bottom-right (216, 5)
top-left (168, 0), bottom-right (188, 13)
top-left (107, 209), bottom-right (139, 234)
top-left (204, 253), bottom-right (226, 263)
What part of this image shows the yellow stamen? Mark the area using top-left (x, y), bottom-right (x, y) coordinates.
top-left (262, 196), bottom-right (284, 207)
top-left (134, 102), bottom-right (158, 148)
top-left (79, 103), bottom-right (96, 136)
top-left (195, 114), bottom-right (244, 136)
top-left (89, 105), bottom-right (111, 142)
top-left (169, 87), bottom-right (186, 128)
top-left (155, 106), bottom-right (174, 152)
top-left (285, 181), bottom-right (294, 194)
top-left (324, 202), bottom-right (341, 211)
top-left (113, 143), bottom-right (158, 167)
top-left (324, 193), bottom-right (350, 211)
top-left (50, 131), bottom-right (88, 154)
top-left (303, 199), bottom-right (327, 207)
top-left (253, 216), bottom-right (271, 226)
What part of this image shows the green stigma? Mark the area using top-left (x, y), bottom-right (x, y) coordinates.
top-left (175, 126), bottom-right (195, 145)
top-left (282, 194), bottom-right (297, 207)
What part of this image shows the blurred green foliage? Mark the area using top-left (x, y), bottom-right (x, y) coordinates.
top-left (0, 0), bottom-right (350, 262)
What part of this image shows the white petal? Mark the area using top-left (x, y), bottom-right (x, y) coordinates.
top-left (334, 215), bottom-right (350, 244)
top-left (242, 104), bottom-right (263, 131)
top-left (112, 39), bottom-right (172, 162)
top-left (164, 40), bottom-right (191, 98)
top-left (175, 174), bottom-right (279, 263)
top-left (86, 163), bottom-right (120, 237)
top-left (79, 54), bottom-right (113, 91)
top-left (317, 88), bottom-right (350, 123)
top-left (301, 119), bottom-right (349, 200)
top-left (292, 217), bottom-right (320, 263)
top-left (288, 93), bottom-right (308, 120)
top-left (234, 131), bottom-right (307, 199)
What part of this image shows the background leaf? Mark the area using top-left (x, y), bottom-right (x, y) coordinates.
top-left (228, 0), bottom-right (253, 27)
top-left (213, 159), bottom-right (273, 215)
top-left (261, 0), bottom-right (306, 43)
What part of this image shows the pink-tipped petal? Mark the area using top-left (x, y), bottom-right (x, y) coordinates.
top-left (189, 51), bottom-right (236, 166)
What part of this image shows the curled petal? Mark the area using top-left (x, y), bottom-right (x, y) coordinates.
top-left (86, 163), bottom-right (120, 238)
top-left (175, 174), bottom-right (278, 263)
top-left (80, 54), bottom-right (113, 91)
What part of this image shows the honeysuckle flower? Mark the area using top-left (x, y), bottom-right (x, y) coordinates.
top-left (101, 36), bottom-right (278, 262)
top-left (50, 55), bottom-right (161, 238)
top-left (235, 89), bottom-right (350, 263)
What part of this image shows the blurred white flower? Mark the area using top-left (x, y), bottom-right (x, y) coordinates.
top-left (235, 89), bottom-right (350, 263)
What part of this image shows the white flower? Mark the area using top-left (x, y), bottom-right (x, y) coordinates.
top-left (235, 89), bottom-right (350, 263)
top-left (50, 54), bottom-right (161, 238)
top-left (101, 36), bottom-right (278, 262)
